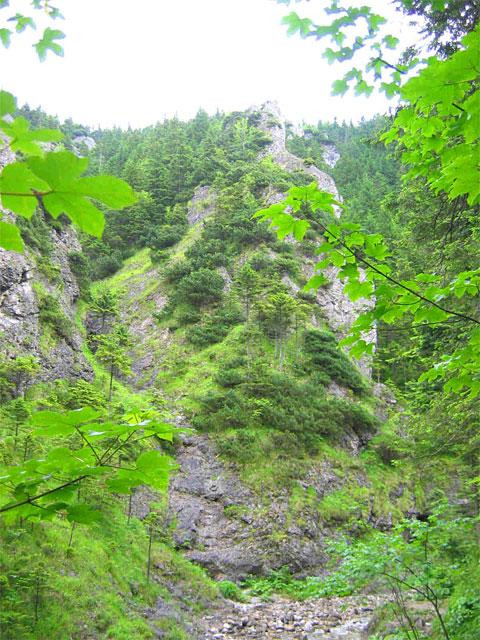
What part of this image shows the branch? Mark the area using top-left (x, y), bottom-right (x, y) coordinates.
top-left (377, 57), bottom-right (407, 74)
top-left (0, 475), bottom-right (87, 514)
top-left (317, 219), bottom-right (480, 326)
top-left (74, 426), bottom-right (101, 464)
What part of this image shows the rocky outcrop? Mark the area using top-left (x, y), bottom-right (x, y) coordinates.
top-left (188, 185), bottom-right (217, 225)
top-left (323, 143), bottom-right (340, 168)
top-left (252, 101), bottom-right (340, 202)
top-left (252, 101), bottom-right (375, 374)
top-left (168, 427), bottom-right (374, 581)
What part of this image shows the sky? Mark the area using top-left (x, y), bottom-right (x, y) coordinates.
top-left (0, 0), bottom-right (419, 129)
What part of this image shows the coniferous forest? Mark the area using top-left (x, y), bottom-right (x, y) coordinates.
top-left (0, 2), bottom-right (479, 639)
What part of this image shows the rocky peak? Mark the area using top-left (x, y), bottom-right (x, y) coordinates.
top-left (249, 102), bottom-right (340, 200)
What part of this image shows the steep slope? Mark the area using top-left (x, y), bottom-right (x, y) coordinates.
top-left (88, 104), bottom-right (411, 583)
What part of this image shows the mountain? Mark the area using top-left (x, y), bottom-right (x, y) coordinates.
top-left (0, 101), bottom-right (477, 640)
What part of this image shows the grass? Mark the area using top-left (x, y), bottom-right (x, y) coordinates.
top-left (0, 490), bottom-right (217, 640)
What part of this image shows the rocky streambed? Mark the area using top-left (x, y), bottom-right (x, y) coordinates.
top-left (199, 595), bottom-right (384, 639)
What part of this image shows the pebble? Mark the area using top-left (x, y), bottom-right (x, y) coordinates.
top-left (200, 594), bottom-right (385, 639)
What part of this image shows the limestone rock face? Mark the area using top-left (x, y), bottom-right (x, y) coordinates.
top-left (323, 142), bottom-right (340, 168)
top-left (187, 185), bottom-right (217, 225)
top-left (168, 431), bottom-right (339, 580)
top-left (0, 149), bottom-right (92, 389)
top-left (251, 101), bottom-right (375, 374)
top-left (252, 101), bottom-right (340, 200)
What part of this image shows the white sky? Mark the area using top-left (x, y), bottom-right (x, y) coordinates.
top-left (0, 0), bottom-right (419, 129)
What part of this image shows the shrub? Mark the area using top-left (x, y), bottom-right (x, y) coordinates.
top-left (272, 255), bottom-right (300, 278)
top-left (218, 580), bottom-right (246, 602)
top-left (37, 255), bottom-right (62, 284)
top-left (162, 258), bottom-right (192, 284)
top-left (303, 329), bottom-right (367, 395)
top-left (214, 366), bottom-right (246, 387)
top-left (148, 224), bottom-right (186, 250)
top-left (92, 253), bottom-right (123, 280)
top-left (68, 251), bottom-right (91, 299)
top-left (66, 380), bottom-right (107, 409)
top-left (174, 304), bottom-right (201, 326)
top-left (176, 268), bottom-right (224, 307)
top-left (188, 305), bottom-right (243, 347)
top-left (150, 248), bottom-right (170, 264)
top-left (36, 289), bottom-right (71, 340)
top-left (194, 370), bottom-right (378, 457)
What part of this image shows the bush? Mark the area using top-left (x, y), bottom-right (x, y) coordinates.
top-left (174, 304), bottom-right (201, 326)
top-left (92, 253), bottom-right (123, 280)
top-left (36, 290), bottom-right (71, 341)
top-left (148, 224), bottom-right (186, 250)
top-left (150, 248), bottom-right (170, 264)
top-left (68, 251), bottom-right (91, 299)
top-left (66, 380), bottom-right (107, 409)
top-left (194, 370), bottom-right (378, 457)
top-left (218, 580), bottom-right (246, 602)
top-left (176, 268), bottom-right (224, 307)
top-left (188, 305), bottom-right (243, 347)
top-left (272, 255), bottom-right (300, 278)
top-left (162, 259), bottom-right (192, 284)
top-left (303, 330), bottom-right (367, 395)
top-left (37, 255), bottom-right (62, 284)
top-left (214, 367), bottom-right (246, 387)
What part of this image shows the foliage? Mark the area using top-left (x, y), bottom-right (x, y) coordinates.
top-left (242, 566), bottom-right (329, 601)
top-left (0, 405), bottom-right (176, 521)
top-left (175, 268), bottom-right (224, 307)
top-left (187, 304), bottom-right (243, 347)
top-left (218, 580), bottom-right (247, 602)
top-left (302, 329), bottom-right (367, 394)
top-left (36, 287), bottom-right (71, 340)
top-left (95, 325), bottom-right (132, 400)
top-left (0, 355), bottom-right (40, 399)
top-left (321, 505), bottom-right (478, 640)
top-left (194, 367), bottom-right (378, 461)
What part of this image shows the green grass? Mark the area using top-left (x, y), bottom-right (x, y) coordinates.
top-left (0, 494), bottom-right (217, 640)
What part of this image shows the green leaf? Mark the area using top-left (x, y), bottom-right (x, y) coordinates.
top-left (330, 250), bottom-right (345, 267)
top-left (136, 450), bottom-right (167, 473)
top-left (0, 90), bottom-right (16, 116)
top-left (0, 116), bottom-right (64, 155)
top-left (304, 275), bottom-right (327, 292)
top-left (27, 151), bottom-right (136, 237)
top-left (0, 28), bottom-right (11, 47)
top-left (71, 175), bottom-right (137, 209)
top-left (8, 13), bottom-right (35, 33)
top-left (344, 280), bottom-right (374, 301)
top-left (293, 219), bottom-right (309, 241)
top-left (0, 162), bottom-right (49, 218)
top-left (383, 35), bottom-right (399, 49)
top-left (332, 79), bottom-right (348, 96)
top-left (282, 12), bottom-right (312, 37)
top-left (63, 407), bottom-right (103, 426)
top-left (66, 504), bottom-right (101, 524)
top-left (0, 219), bottom-right (24, 252)
top-left (345, 231), bottom-right (365, 247)
top-left (34, 27), bottom-right (64, 61)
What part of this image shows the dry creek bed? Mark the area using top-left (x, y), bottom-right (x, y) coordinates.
top-left (199, 594), bottom-right (385, 640)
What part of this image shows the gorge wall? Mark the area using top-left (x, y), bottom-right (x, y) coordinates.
top-left (0, 147), bottom-right (92, 389)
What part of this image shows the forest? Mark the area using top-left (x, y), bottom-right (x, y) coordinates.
top-left (0, 1), bottom-right (479, 639)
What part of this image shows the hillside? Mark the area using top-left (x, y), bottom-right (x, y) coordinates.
top-left (1, 96), bottom-right (479, 640)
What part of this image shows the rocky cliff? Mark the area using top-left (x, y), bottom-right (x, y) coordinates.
top-left (0, 148), bottom-right (92, 390)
